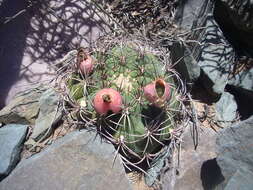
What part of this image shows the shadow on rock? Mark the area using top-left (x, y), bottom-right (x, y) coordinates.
top-left (0, 0), bottom-right (108, 109)
top-left (201, 158), bottom-right (225, 190)
top-left (214, 0), bottom-right (253, 57)
top-left (0, 0), bottom-right (33, 109)
top-left (226, 85), bottom-right (253, 120)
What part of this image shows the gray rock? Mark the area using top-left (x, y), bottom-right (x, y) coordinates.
top-left (174, 126), bottom-right (217, 190)
top-left (175, 0), bottom-right (212, 31)
top-left (174, 1), bottom-right (238, 96)
top-left (0, 130), bottom-right (132, 190)
top-left (30, 88), bottom-right (62, 141)
top-left (214, 0), bottom-right (253, 93)
top-left (198, 14), bottom-right (234, 96)
top-left (219, 0), bottom-right (253, 51)
top-left (224, 168), bottom-right (253, 190)
top-left (228, 67), bottom-right (253, 92)
top-left (161, 124), bottom-right (222, 190)
top-left (215, 92), bottom-right (237, 127)
top-left (145, 146), bottom-right (171, 186)
top-left (171, 0), bottom-right (213, 83)
top-left (219, 0), bottom-right (253, 31)
top-left (225, 85), bottom-right (253, 120)
top-left (214, 0), bottom-right (253, 56)
top-left (171, 42), bottom-right (201, 82)
top-left (0, 85), bottom-right (47, 125)
top-left (216, 116), bottom-right (253, 188)
top-left (0, 0), bottom-right (109, 110)
top-left (173, 0), bottom-right (235, 97)
top-left (0, 124), bottom-right (28, 179)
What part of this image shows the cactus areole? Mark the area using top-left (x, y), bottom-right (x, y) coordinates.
top-left (93, 88), bottom-right (123, 115)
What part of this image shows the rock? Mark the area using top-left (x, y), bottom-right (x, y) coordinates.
top-left (214, 0), bottom-right (253, 56)
top-left (172, 0), bottom-right (235, 97)
top-left (215, 92), bottom-right (237, 127)
top-left (0, 0), bottom-right (109, 109)
top-left (0, 85), bottom-right (47, 125)
top-left (171, 0), bottom-right (213, 83)
top-left (0, 85), bottom-right (63, 142)
top-left (173, 126), bottom-right (217, 190)
top-left (175, 0), bottom-right (212, 31)
top-left (0, 124), bottom-right (28, 180)
top-left (226, 85), bottom-right (253, 120)
top-left (0, 130), bottom-right (132, 190)
top-left (30, 88), bottom-right (62, 141)
top-left (170, 42), bottom-right (201, 82)
top-left (228, 67), bottom-right (253, 92)
top-left (161, 124), bottom-right (223, 190)
top-left (145, 146), bottom-right (171, 186)
top-left (174, 1), bottom-right (236, 96)
top-left (198, 14), bottom-right (234, 96)
top-left (219, 0), bottom-right (253, 31)
top-left (213, 0), bottom-right (253, 94)
top-left (224, 168), bottom-right (253, 190)
top-left (216, 116), bottom-right (253, 188)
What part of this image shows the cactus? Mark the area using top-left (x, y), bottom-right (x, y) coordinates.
top-left (63, 42), bottom-right (183, 170)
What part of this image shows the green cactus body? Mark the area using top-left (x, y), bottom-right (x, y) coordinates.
top-left (67, 45), bottom-right (180, 158)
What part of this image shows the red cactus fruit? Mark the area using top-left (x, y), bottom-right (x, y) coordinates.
top-left (93, 88), bottom-right (123, 115)
top-left (77, 48), bottom-right (94, 75)
top-left (143, 79), bottom-right (170, 106)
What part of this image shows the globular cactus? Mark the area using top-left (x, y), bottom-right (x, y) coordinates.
top-left (64, 42), bottom-right (182, 169)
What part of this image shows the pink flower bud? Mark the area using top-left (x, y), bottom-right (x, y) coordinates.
top-left (77, 48), bottom-right (94, 75)
top-left (79, 55), bottom-right (94, 75)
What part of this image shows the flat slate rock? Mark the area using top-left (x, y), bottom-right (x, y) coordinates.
top-left (198, 14), bottom-right (234, 96)
top-left (0, 130), bottom-right (132, 190)
top-left (215, 0), bottom-right (253, 56)
top-left (174, 126), bottom-right (217, 190)
top-left (31, 88), bottom-right (62, 141)
top-left (0, 124), bottom-right (28, 180)
top-left (219, 0), bottom-right (253, 31)
top-left (224, 168), bottom-right (253, 190)
top-left (161, 124), bottom-right (223, 190)
top-left (175, 0), bottom-right (212, 31)
top-left (0, 85), bottom-right (47, 125)
top-left (216, 116), bottom-right (253, 189)
top-left (215, 92), bottom-right (237, 127)
top-left (0, 0), bottom-right (109, 109)
top-left (213, 0), bottom-right (253, 93)
top-left (228, 68), bottom-right (253, 93)
top-left (171, 0), bottom-right (212, 83)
